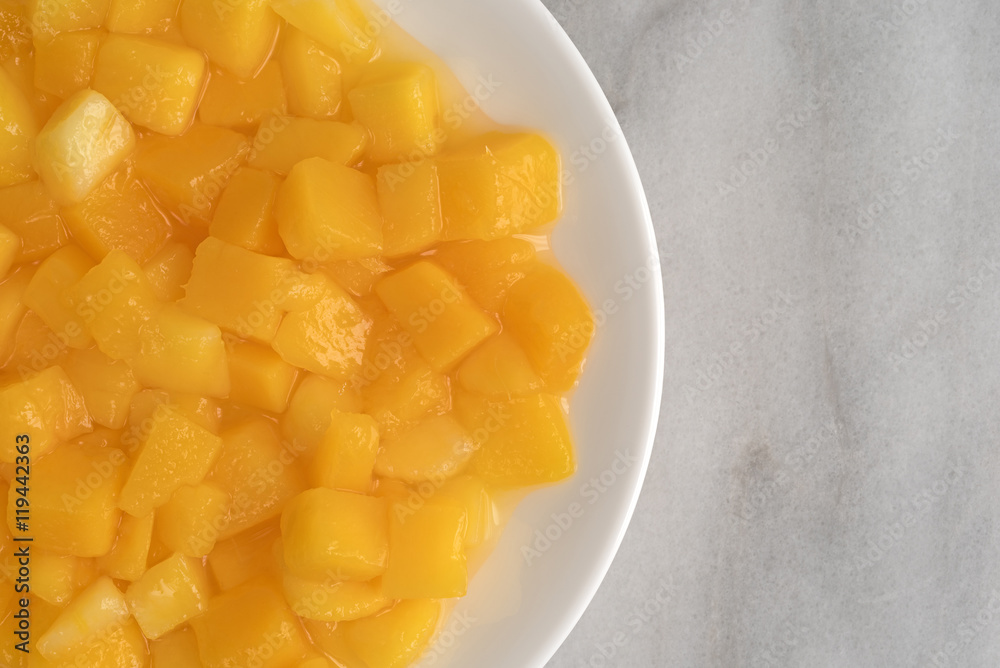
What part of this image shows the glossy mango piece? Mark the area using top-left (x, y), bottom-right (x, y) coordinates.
top-left (22, 245), bottom-right (95, 349)
top-left (249, 116), bottom-right (367, 174)
top-left (126, 552), bottom-right (211, 639)
top-left (143, 241), bottom-right (194, 302)
top-left (313, 411), bottom-right (379, 493)
top-left (207, 521), bottom-right (280, 590)
top-left (180, 0), bottom-right (280, 79)
top-left (342, 599), bottom-right (442, 668)
top-left (374, 415), bottom-right (476, 484)
top-left (209, 167), bottom-right (286, 256)
top-left (150, 627), bottom-right (203, 668)
top-left (431, 237), bottom-right (536, 313)
top-left (33, 30), bottom-right (102, 99)
top-left (36, 576), bottom-right (129, 661)
top-left (107, 0), bottom-right (178, 34)
top-left (437, 474), bottom-right (495, 548)
top-left (377, 160), bottom-right (443, 258)
top-left (63, 347), bottom-right (141, 429)
top-left (283, 569), bottom-right (390, 622)
top-left (0, 68), bottom-right (38, 187)
top-left (97, 511), bottom-right (154, 581)
top-left (199, 62), bottom-right (287, 131)
top-left (31, 550), bottom-right (96, 606)
top-left (281, 373), bottom-right (362, 455)
top-left (456, 331), bottom-right (544, 397)
top-left (0, 181), bottom-right (68, 263)
top-left (269, 0), bottom-right (375, 63)
top-left (384, 501), bottom-right (467, 599)
top-left (280, 26), bottom-right (343, 119)
top-left (27, 0), bottom-right (110, 36)
top-left (227, 339), bottom-right (299, 413)
top-left (156, 482), bottom-right (230, 557)
top-left (0, 366), bottom-right (92, 463)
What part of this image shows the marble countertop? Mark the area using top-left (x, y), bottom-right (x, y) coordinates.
top-left (543, 0), bottom-right (1000, 666)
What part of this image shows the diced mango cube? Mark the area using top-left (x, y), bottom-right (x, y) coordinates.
top-left (63, 161), bottom-right (172, 265)
top-left (0, 224), bottom-right (18, 277)
top-left (97, 511), bottom-right (154, 581)
top-left (272, 273), bottom-right (371, 380)
top-left (0, 366), bottom-right (92, 463)
top-left (150, 627), bottom-right (203, 668)
top-left (126, 552), bottom-right (210, 639)
top-left (375, 415), bottom-right (476, 484)
top-left (63, 250), bottom-right (161, 361)
top-left (269, 0), bottom-right (375, 63)
top-left (63, 347), bottom-right (141, 429)
top-left (135, 123), bottom-right (250, 224)
top-left (280, 27), bottom-right (342, 119)
top-left (207, 521), bottom-right (280, 590)
top-left (456, 332), bottom-right (544, 396)
top-left (503, 264), bottom-right (594, 391)
top-left (22, 245), bottom-right (94, 349)
top-left (180, 237), bottom-right (305, 342)
top-left (377, 160), bottom-right (442, 258)
top-left (180, 0), bottom-right (280, 79)
top-left (0, 68), bottom-right (38, 187)
top-left (281, 373), bottom-right (362, 456)
top-left (27, 0), bottom-right (110, 36)
top-left (375, 260), bottom-right (498, 371)
top-left (281, 488), bottom-right (388, 581)
top-left (33, 30), bottom-right (102, 98)
top-left (283, 569), bottom-right (389, 622)
top-left (209, 167), bottom-right (285, 256)
top-left (32, 89), bottom-right (135, 206)
top-left (36, 576), bottom-right (129, 660)
top-left (0, 181), bottom-right (67, 262)
top-left (249, 117), bottom-right (367, 174)
top-left (132, 304), bottom-right (231, 397)
top-left (227, 339), bottom-right (299, 413)
top-left (343, 599), bottom-right (441, 668)
top-left (324, 257), bottom-right (391, 298)
top-left (32, 550), bottom-right (95, 605)
top-left (313, 411), bottom-right (379, 493)
top-left (460, 393), bottom-right (576, 487)
top-left (384, 501), bottom-right (467, 599)
top-left (156, 482), bottom-right (230, 557)
top-left (93, 34), bottom-right (207, 135)
top-left (438, 132), bottom-right (561, 240)
top-left (143, 242), bottom-right (194, 302)
top-left (119, 405), bottom-right (224, 517)
top-left (191, 583), bottom-right (311, 668)
top-left (200, 62), bottom-right (287, 131)
top-left (122, 389), bottom-right (221, 456)
top-left (348, 63), bottom-right (442, 164)
top-left (0, 269), bottom-right (30, 363)
top-left (209, 418), bottom-right (305, 538)
top-left (437, 474), bottom-right (495, 548)
top-left (431, 237), bottom-right (537, 313)
top-left (107, 0), bottom-right (179, 34)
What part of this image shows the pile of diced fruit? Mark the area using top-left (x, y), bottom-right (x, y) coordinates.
top-left (0, 0), bottom-right (594, 665)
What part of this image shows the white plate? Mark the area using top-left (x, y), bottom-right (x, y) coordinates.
top-left (370, 1), bottom-right (665, 665)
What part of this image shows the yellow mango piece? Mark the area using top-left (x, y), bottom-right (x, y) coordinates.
top-left (207, 521), bottom-right (280, 590)
top-left (384, 501), bottom-right (467, 599)
top-left (0, 68), bottom-right (38, 187)
top-left (269, 0), bottom-right (375, 63)
top-left (63, 160), bottom-right (172, 265)
top-left (437, 474), bottom-right (495, 548)
top-left (63, 250), bottom-right (161, 361)
top-left (135, 123), bottom-right (250, 224)
top-left (456, 332), bottom-right (544, 397)
top-left (0, 1), bottom-right (29, 61)
top-left (0, 181), bottom-right (68, 262)
top-left (192, 583), bottom-right (311, 668)
top-left (348, 63), bottom-right (442, 164)
top-left (227, 339), bottom-right (299, 413)
top-left (143, 241), bottom-right (194, 302)
top-left (303, 621), bottom-right (367, 668)
top-left (32, 551), bottom-right (95, 606)
top-left (249, 117), bottom-right (367, 174)
top-left (59, 618), bottom-right (150, 668)
top-left (281, 488), bottom-right (388, 582)
top-left (0, 269), bottom-right (31, 364)
top-left (122, 389), bottom-right (221, 456)
top-left (32, 89), bottom-right (136, 206)
top-left (199, 62), bottom-right (287, 131)
top-left (377, 160), bottom-right (443, 258)
top-left (431, 237), bottom-right (536, 314)
top-left (119, 404), bottom-right (224, 517)
top-left (63, 347), bottom-right (141, 429)
top-left (281, 373), bottom-right (361, 456)
top-left (343, 599), bottom-right (441, 668)
top-left (209, 167), bottom-right (285, 256)
top-left (156, 482), bottom-right (230, 557)
top-left (33, 30), bottom-right (102, 98)
top-left (132, 303), bottom-right (231, 397)
top-left (126, 552), bottom-right (210, 639)
top-left (150, 627), bottom-right (203, 668)
top-left (438, 132), bottom-right (561, 240)
top-left (375, 260), bottom-right (498, 371)
top-left (93, 34), bottom-right (207, 135)
top-left (459, 393), bottom-right (575, 487)
top-left (503, 264), bottom-right (594, 391)
top-left (313, 411), bottom-right (379, 493)
top-left (280, 27), bottom-right (342, 119)
top-left (375, 415), bottom-right (475, 484)
top-left (97, 511), bottom-right (154, 581)
top-left (209, 418), bottom-right (306, 539)
top-left (27, 0), bottom-right (110, 36)
top-left (22, 245), bottom-right (95, 349)
top-left (271, 273), bottom-right (371, 380)
top-left (180, 237), bottom-right (306, 342)
top-left (324, 256), bottom-right (391, 298)
top-left (36, 576), bottom-right (128, 661)
top-left (3, 38), bottom-right (63, 130)
top-left (283, 569), bottom-right (389, 622)
top-left (275, 157), bottom-right (381, 261)
top-left (107, 0), bottom-right (178, 34)
top-left (180, 0), bottom-right (279, 79)
top-left (0, 224), bottom-right (18, 277)
top-left (0, 366), bottom-right (92, 463)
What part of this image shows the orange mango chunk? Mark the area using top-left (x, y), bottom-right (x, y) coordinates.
top-left (374, 415), bottom-right (476, 484)
top-left (227, 339), bottom-right (299, 413)
top-left (126, 552), bottom-right (211, 639)
top-left (342, 599), bottom-right (442, 668)
top-left (143, 241), bottom-right (195, 302)
top-left (149, 627), bottom-right (203, 668)
top-left (107, 0), bottom-right (179, 35)
top-left (0, 366), bottom-right (92, 463)
top-left (269, 0), bottom-right (375, 63)
top-left (97, 511), bottom-right (154, 581)
top-left (22, 245), bottom-right (95, 349)
top-left (27, 0), bottom-right (110, 36)
top-left (249, 117), bottom-right (367, 174)
top-left (0, 68), bottom-right (38, 187)
top-left (312, 411), bottom-right (380, 493)
top-left (456, 332), bottom-right (544, 397)
top-left (281, 373), bottom-right (362, 456)
top-left (280, 26), bottom-right (343, 119)
top-left (156, 482), bottom-right (230, 557)
top-left (31, 550), bottom-right (96, 606)
top-left (0, 224), bottom-right (18, 277)
top-left (64, 347), bottom-right (142, 429)
top-left (180, 0), bottom-right (280, 79)
top-left (200, 62), bottom-right (288, 131)
top-left (33, 30), bottom-right (102, 99)
top-left (209, 167), bottom-right (286, 256)
top-left (0, 181), bottom-right (68, 262)
top-left (36, 576), bottom-right (129, 660)
top-left (437, 474), bottom-right (496, 548)
top-left (384, 501), bottom-right (467, 599)
top-left (283, 569), bottom-right (389, 623)
top-left (377, 160), bottom-right (443, 258)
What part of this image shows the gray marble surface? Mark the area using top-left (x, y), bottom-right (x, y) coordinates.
top-left (542, 1), bottom-right (1000, 666)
